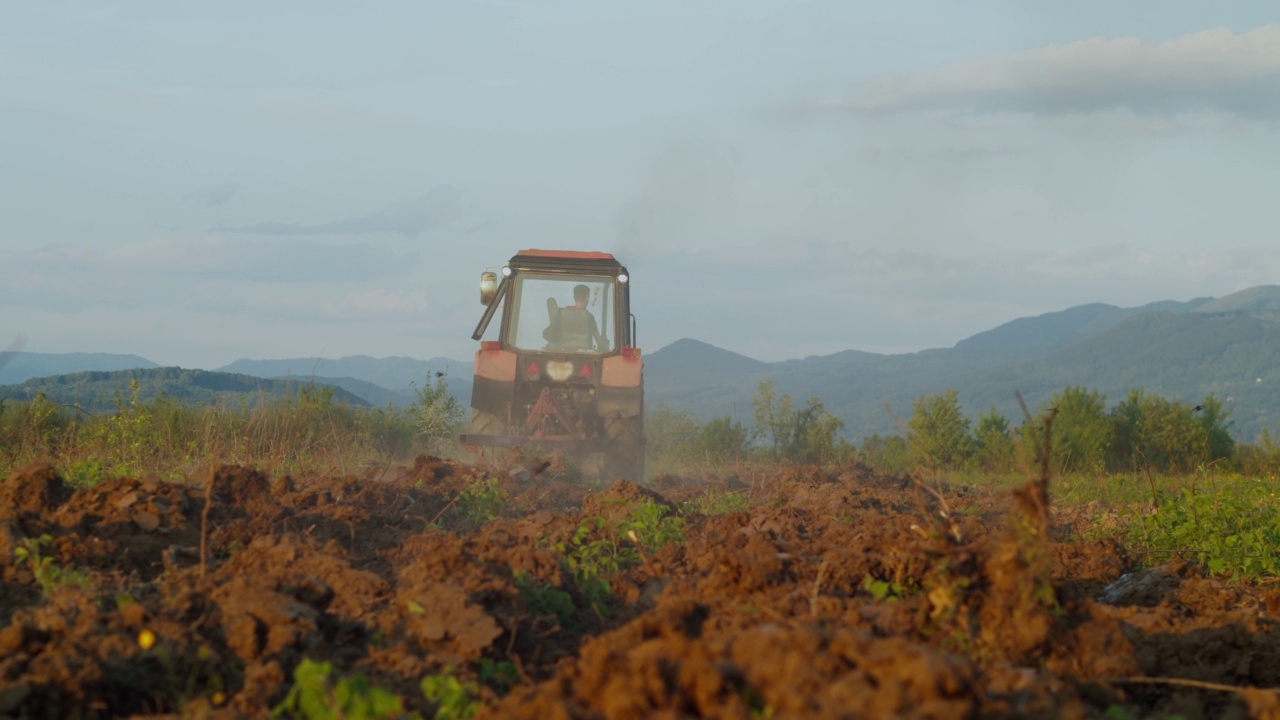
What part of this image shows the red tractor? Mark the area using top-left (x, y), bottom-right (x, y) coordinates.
top-left (461, 249), bottom-right (644, 481)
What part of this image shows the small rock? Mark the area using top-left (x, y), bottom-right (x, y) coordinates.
top-left (132, 510), bottom-right (161, 532)
top-left (0, 682), bottom-right (31, 713)
top-left (115, 491), bottom-right (141, 510)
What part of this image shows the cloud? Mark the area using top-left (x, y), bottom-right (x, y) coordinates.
top-left (631, 239), bottom-right (1280, 359)
top-left (615, 141), bottom-right (734, 256)
top-left (0, 235), bottom-right (419, 295)
top-left (805, 25), bottom-right (1280, 120)
top-left (216, 185), bottom-right (460, 239)
top-left (186, 180), bottom-right (238, 206)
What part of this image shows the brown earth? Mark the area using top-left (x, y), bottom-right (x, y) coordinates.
top-left (1, 457), bottom-right (1279, 719)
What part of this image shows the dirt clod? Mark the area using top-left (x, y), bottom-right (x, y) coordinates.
top-left (0, 457), bottom-right (1275, 718)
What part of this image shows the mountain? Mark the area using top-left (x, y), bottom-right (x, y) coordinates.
top-left (646, 285), bottom-right (1280, 442)
top-left (215, 355), bottom-right (472, 408)
top-left (646, 339), bottom-right (768, 413)
top-left (8, 285), bottom-right (1280, 441)
top-left (215, 354), bottom-right (468, 393)
top-left (0, 367), bottom-right (373, 410)
top-left (0, 352), bottom-right (160, 386)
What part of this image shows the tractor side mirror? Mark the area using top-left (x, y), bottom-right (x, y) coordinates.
top-left (480, 271), bottom-right (498, 305)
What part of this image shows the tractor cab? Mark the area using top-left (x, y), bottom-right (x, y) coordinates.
top-left (472, 250), bottom-right (633, 353)
top-left (464, 249), bottom-right (644, 481)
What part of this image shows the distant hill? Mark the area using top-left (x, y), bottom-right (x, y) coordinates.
top-left (10, 284), bottom-right (1280, 442)
top-left (647, 285), bottom-right (1280, 442)
top-left (216, 355), bottom-right (467, 393)
top-left (0, 352), bottom-right (160, 386)
top-left (216, 355), bottom-right (471, 408)
top-left (0, 367), bottom-right (373, 410)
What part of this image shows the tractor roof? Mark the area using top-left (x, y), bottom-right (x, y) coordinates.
top-left (512, 249), bottom-right (617, 262)
top-left (508, 249), bottom-right (625, 273)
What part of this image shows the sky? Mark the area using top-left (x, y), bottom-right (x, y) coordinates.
top-left (3, 1), bottom-right (1280, 368)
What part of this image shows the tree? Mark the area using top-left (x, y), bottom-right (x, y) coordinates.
top-left (411, 375), bottom-right (464, 453)
top-left (1046, 386), bottom-right (1110, 474)
top-left (751, 378), bottom-right (795, 458)
top-left (907, 390), bottom-right (973, 470)
top-left (1107, 389), bottom-right (1147, 471)
top-left (860, 434), bottom-right (911, 474)
top-left (1196, 394), bottom-right (1235, 464)
top-left (972, 407), bottom-right (1016, 473)
top-left (644, 403), bottom-right (704, 468)
top-left (790, 396), bottom-right (846, 465)
top-left (750, 379), bottom-right (845, 464)
top-left (696, 415), bottom-right (749, 463)
top-left (1108, 389), bottom-right (1210, 473)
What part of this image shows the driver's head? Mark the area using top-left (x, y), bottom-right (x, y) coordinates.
top-left (573, 284), bottom-right (590, 304)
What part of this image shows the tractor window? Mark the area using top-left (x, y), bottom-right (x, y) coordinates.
top-left (508, 274), bottom-right (616, 353)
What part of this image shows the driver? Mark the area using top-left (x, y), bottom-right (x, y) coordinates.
top-left (545, 284), bottom-right (607, 351)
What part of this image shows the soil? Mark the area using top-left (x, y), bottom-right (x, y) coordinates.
top-left (2, 457), bottom-right (1279, 719)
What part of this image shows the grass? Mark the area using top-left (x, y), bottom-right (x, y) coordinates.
top-left (0, 383), bottom-right (457, 482)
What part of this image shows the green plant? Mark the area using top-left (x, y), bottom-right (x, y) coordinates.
top-left (514, 572), bottom-right (575, 626)
top-left (617, 499), bottom-right (685, 550)
top-left (137, 629), bottom-right (231, 714)
top-left (411, 374), bottom-right (465, 454)
top-left (63, 457), bottom-right (107, 488)
top-left (420, 667), bottom-right (479, 720)
top-left (553, 517), bottom-right (635, 615)
top-left (1131, 482), bottom-right (1280, 579)
top-left (272, 658), bottom-right (412, 720)
top-left (475, 659), bottom-right (518, 695)
top-left (861, 573), bottom-right (917, 601)
top-left (454, 478), bottom-right (507, 526)
top-left (14, 534), bottom-right (91, 595)
top-left (695, 490), bottom-right (751, 515)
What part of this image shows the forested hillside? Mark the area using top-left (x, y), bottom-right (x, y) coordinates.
top-left (1, 367), bottom-right (372, 410)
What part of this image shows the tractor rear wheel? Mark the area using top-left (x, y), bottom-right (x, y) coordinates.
top-left (603, 416), bottom-right (645, 483)
top-left (467, 410), bottom-right (508, 461)
top-left (470, 409), bottom-right (507, 436)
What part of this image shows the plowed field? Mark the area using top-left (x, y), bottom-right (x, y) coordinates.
top-left (2, 457), bottom-right (1279, 719)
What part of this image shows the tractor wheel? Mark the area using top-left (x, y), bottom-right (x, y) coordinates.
top-left (603, 416), bottom-right (645, 483)
top-left (470, 409), bottom-right (507, 436)
top-left (468, 410), bottom-right (507, 462)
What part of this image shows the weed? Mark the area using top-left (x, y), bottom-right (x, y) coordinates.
top-left (1131, 482), bottom-right (1280, 579)
top-left (696, 490), bottom-right (752, 515)
top-left (63, 457), bottom-right (106, 489)
top-left (552, 517), bottom-right (635, 615)
top-left (514, 572), bottom-right (575, 626)
top-left (13, 534), bottom-right (91, 595)
top-left (475, 659), bottom-right (518, 695)
top-left (860, 574), bottom-right (917, 601)
top-left (272, 658), bottom-right (411, 719)
top-left (617, 499), bottom-right (685, 551)
top-left (136, 628), bottom-right (231, 714)
top-left (420, 667), bottom-right (479, 720)
top-left (454, 478), bottom-right (507, 526)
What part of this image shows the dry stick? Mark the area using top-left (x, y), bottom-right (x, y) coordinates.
top-left (1110, 676), bottom-right (1280, 695)
top-left (1014, 390), bottom-right (1054, 534)
top-left (199, 471), bottom-right (214, 578)
top-left (883, 401), bottom-right (963, 544)
top-left (430, 498), bottom-right (457, 526)
top-left (627, 531), bottom-right (659, 577)
top-left (809, 559), bottom-right (829, 618)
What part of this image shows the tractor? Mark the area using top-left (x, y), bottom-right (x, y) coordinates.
top-left (461, 249), bottom-right (644, 481)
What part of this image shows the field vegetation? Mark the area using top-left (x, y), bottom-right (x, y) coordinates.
top-left (3, 374), bottom-right (1280, 717)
